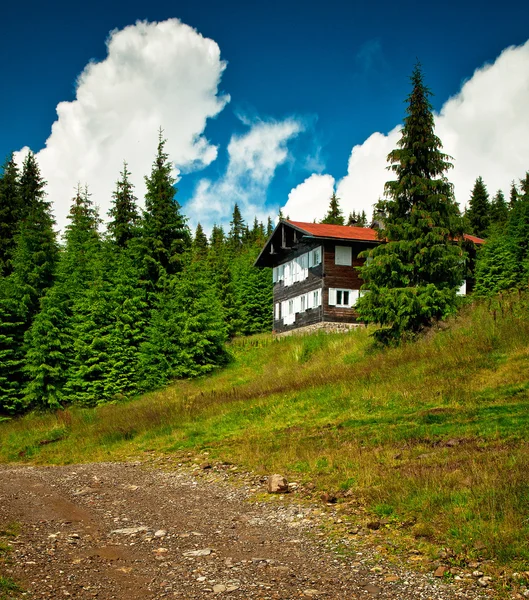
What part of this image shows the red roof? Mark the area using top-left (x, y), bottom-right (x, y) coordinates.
top-left (463, 234), bottom-right (485, 245)
top-left (287, 221), bottom-right (379, 242)
top-left (288, 221), bottom-right (485, 245)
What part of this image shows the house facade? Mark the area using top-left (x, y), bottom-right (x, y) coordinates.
top-left (254, 220), bottom-right (483, 334)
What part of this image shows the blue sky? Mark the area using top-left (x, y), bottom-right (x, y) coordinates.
top-left (3, 0), bottom-right (529, 232)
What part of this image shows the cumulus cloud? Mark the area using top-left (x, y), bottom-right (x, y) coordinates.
top-left (15, 19), bottom-right (229, 232)
top-left (284, 40), bottom-right (529, 222)
top-left (285, 174), bottom-right (335, 222)
top-left (186, 118), bottom-right (303, 232)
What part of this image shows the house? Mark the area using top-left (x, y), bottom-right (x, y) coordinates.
top-left (254, 220), bottom-right (484, 334)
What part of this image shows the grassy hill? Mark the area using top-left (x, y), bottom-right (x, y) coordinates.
top-left (1, 292), bottom-right (529, 571)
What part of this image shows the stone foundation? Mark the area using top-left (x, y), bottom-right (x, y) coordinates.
top-left (274, 321), bottom-right (364, 338)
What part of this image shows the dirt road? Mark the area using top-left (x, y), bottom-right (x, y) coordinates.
top-left (0, 460), bottom-right (488, 599)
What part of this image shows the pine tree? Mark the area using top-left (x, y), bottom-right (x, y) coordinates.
top-left (228, 204), bottom-right (245, 250)
top-left (23, 185), bottom-right (101, 409)
top-left (490, 189), bottom-right (509, 227)
top-left (509, 181), bottom-right (519, 209)
top-left (266, 216), bottom-right (274, 237)
top-left (139, 259), bottom-right (228, 388)
top-left (356, 64), bottom-right (464, 344)
top-left (104, 248), bottom-right (148, 400)
top-left (143, 131), bottom-right (190, 284)
top-left (210, 224), bottom-right (225, 249)
top-left (321, 192), bottom-right (345, 225)
top-left (0, 279), bottom-right (26, 414)
top-left (11, 152), bottom-right (58, 322)
top-left (466, 176), bottom-right (491, 237)
top-left (474, 233), bottom-right (521, 296)
top-left (0, 154), bottom-right (22, 275)
top-left (233, 248), bottom-right (273, 335)
top-left (193, 223), bottom-right (209, 256)
top-left (108, 162), bottom-right (140, 247)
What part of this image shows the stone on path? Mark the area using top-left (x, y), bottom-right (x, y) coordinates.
top-left (183, 548), bottom-right (214, 557)
top-left (267, 474), bottom-right (288, 493)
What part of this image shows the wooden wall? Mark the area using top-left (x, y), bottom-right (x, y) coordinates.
top-left (273, 242), bottom-right (323, 333)
top-left (322, 241), bottom-right (374, 324)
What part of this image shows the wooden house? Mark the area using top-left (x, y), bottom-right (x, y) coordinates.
top-left (254, 220), bottom-right (483, 334)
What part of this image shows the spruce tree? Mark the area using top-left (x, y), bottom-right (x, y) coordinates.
top-left (139, 259), bottom-right (228, 388)
top-left (490, 189), bottom-right (509, 227)
top-left (321, 192), bottom-right (345, 225)
top-left (193, 223), bottom-right (209, 256)
top-left (104, 248), bottom-right (148, 400)
top-left (0, 154), bottom-right (22, 275)
top-left (143, 131), bottom-right (190, 284)
top-left (0, 278), bottom-right (26, 414)
top-left (24, 185), bottom-right (100, 409)
top-left (466, 176), bottom-right (491, 237)
top-left (356, 64), bottom-right (464, 344)
top-left (108, 162), bottom-right (140, 247)
top-left (11, 152), bottom-right (58, 322)
top-left (509, 181), bottom-right (519, 209)
top-left (228, 204), bottom-right (245, 250)
top-left (266, 216), bottom-right (274, 237)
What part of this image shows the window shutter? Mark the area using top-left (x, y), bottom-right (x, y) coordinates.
top-left (328, 288), bottom-right (337, 305)
top-left (458, 280), bottom-right (467, 296)
top-left (350, 289), bottom-right (360, 306)
top-left (273, 267), bottom-right (278, 283)
top-left (307, 291), bottom-right (313, 309)
top-left (308, 250), bottom-right (314, 268)
top-left (335, 245), bottom-right (352, 266)
top-left (275, 303), bottom-right (280, 320)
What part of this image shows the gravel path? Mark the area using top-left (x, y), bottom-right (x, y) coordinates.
top-left (0, 460), bottom-right (493, 599)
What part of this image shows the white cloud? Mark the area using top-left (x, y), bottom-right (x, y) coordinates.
top-left (285, 174), bottom-right (335, 222)
top-left (186, 118), bottom-right (303, 232)
top-left (284, 39), bottom-right (529, 222)
top-left (15, 19), bottom-right (229, 232)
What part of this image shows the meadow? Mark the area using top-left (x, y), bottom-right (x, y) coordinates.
top-left (1, 292), bottom-right (529, 571)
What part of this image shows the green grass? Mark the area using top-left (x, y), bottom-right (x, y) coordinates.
top-left (0, 524), bottom-right (21, 599)
top-left (2, 292), bottom-right (529, 570)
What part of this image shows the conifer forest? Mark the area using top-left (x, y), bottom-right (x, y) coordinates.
top-left (1, 66), bottom-right (529, 416)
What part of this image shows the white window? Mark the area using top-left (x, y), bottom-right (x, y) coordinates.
top-left (337, 289), bottom-right (349, 306)
top-left (306, 291), bottom-right (313, 310)
top-left (300, 295), bottom-right (306, 312)
top-left (457, 280), bottom-right (467, 296)
top-left (311, 247), bottom-right (321, 267)
top-left (335, 245), bottom-right (352, 266)
top-left (313, 289), bottom-right (321, 307)
top-left (328, 288), bottom-right (359, 308)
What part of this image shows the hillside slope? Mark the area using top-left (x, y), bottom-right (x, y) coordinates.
top-left (1, 293), bottom-right (529, 572)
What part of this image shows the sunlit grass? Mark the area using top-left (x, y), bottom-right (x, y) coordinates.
top-left (1, 292), bottom-right (529, 567)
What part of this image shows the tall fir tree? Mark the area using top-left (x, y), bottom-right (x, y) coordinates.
top-left (356, 64), bottom-right (464, 344)
top-left (228, 204), bottom-right (245, 250)
top-left (321, 193), bottom-right (345, 225)
top-left (509, 181), bottom-right (519, 209)
top-left (11, 152), bottom-right (58, 322)
top-left (193, 223), bottom-right (209, 256)
top-left (23, 185), bottom-right (101, 409)
top-left (0, 278), bottom-right (26, 413)
top-left (466, 176), bottom-right (491, 237)
top-left (490, 189), bottom-right (509, 227)
top-left (108, 162), bottom-right (140, 247)
top-left (143, 131), bottom-right (190, 284)
top-left (0, 154), bottom-right (22, 275)
top-left (139, 258), bottom-right (228, 389)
